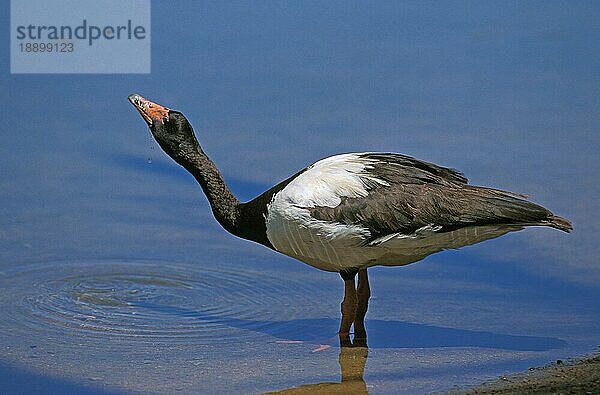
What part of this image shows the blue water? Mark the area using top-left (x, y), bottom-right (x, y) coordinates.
top-left (1, 1), bottom-right (599, 394)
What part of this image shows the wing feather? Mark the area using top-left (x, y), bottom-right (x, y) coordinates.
top-left (308, 153), bottom-right (555, 240)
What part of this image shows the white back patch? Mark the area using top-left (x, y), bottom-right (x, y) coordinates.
top-left (276, 153), bottom-right (388, 208)
top-left (265, 153), bottom-right (390, 271)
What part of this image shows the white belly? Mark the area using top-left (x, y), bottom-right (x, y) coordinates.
top-left (265, 197), bottom-right (520, 272)
top-left (265, 202), bottom-right (375, 272)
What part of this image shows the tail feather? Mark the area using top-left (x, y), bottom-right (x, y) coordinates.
top-left (469, 187), bottom-right (572, 233)
top-left (543, 215), bottom-right (573, 233)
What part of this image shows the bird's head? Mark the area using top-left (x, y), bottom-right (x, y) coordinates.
top-left (128, 94), bottom-right (200, 164)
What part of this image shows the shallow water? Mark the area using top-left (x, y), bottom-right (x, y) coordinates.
top-left (2, 260), bottom-right (328, 345)
top-left (2, 1), bottom-right (599, 393)
top-left (0, 252), bottom-right (597, 393)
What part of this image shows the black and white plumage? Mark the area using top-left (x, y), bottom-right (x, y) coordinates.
top-left (264, 151), bottom-right (571, 273)
top-left (129, 94), bottom-right (572, 346)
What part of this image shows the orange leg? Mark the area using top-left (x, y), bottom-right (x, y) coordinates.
top-left (353, 269), bottom-right (370, 346)
top-left (338, 271), bottom-right (357, 347)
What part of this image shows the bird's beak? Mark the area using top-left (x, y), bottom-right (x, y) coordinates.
top-left (128, 94), bottom-right (170, 126)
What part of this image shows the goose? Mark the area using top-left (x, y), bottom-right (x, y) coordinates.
top-left (128, 94), bottom-right (572, 346)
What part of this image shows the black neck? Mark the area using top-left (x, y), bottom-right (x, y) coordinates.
top-left (183, 148), bottom-right (241, 234)
top-left (173, 143), bottom-right (276, 248)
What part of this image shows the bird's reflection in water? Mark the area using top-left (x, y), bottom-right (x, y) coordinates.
top-left (267, 336), bottom-right (369, 395)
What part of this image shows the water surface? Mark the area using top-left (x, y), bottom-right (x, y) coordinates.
top-left (1, 1), bottom-right (599, 393)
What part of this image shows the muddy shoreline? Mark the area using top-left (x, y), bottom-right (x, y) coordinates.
top-left (452, 352), bottom-right (600, 394)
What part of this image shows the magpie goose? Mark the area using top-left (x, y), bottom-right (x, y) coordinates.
top-left (129, 94), bottom-right (572, 346)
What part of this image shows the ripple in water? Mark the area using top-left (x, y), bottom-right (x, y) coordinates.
top-left (0, 260), bottom-right (321, 346)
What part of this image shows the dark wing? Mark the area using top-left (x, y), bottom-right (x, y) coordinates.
top-left (309, 153), bottom-right (563, 241)
top-left (360, 153), bottom-right (469, 186)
